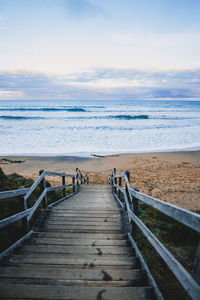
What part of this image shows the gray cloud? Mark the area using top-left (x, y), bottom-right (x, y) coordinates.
top-left (0, 68), bottom-right (200, 100)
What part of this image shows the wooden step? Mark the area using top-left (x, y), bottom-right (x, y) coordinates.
top-left (0, 184), bottom-right (153, 300)
top-left (32, 231), bottom-right (125, 240)
top-left (0, 266), bottom-right (145, 283)
top-left (0, 284), bottom-right (153, 300)
top-left (8, 254), bottom-right (138, 267)
top-left (29, 237), bottom-right (129, 246)
top-left (45, 218), bottom-right (122, 226)
top-left (17, 245), bottom-right (134, 255)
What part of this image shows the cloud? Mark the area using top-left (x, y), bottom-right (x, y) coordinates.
top-left (0, 68), bottom-right (200, 100)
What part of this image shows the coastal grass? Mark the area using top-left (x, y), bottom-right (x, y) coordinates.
top-left (0, 168), bottom-right (199, 299)
top-left (0, 168), bottom-right (73, 252)
top-left (135, 203), bottom-right (199, 300)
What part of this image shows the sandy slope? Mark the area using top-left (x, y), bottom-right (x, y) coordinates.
top-left (1, 151), bottom-right (200, 211)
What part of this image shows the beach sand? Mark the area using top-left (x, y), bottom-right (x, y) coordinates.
top-left (0, 151), bottom-right (200, 211)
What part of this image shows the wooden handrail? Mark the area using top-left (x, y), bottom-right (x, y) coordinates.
top-left (0, 208), bottom-right (32, 229)
top-left (0, 188), bottom-right (30, 201)
top-left (110, 168), bottom-right (200, 300)
top-left (0, 168), bottom-right (88, 260)
top-left (130, 189), bottom-right (200, 233)
top-left (24, 172), bottom-right (45, 201)
top-left (45, 171), bottom-right (75, 178)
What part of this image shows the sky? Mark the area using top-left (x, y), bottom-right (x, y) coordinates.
top-left (0, 0), bottom-right (200, 100)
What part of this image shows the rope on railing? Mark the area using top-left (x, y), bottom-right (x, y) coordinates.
top-left (110, 168), bottom-right (200, 300)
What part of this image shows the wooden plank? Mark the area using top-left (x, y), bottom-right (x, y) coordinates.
top-left (48, 215), bottom-right (120, 220)
top-left (27, 189), bottom-right (47, 221)
top-left (45, 171), bottom-right (75, 178)
top-left (46, 216), bottom-right (121, 222)
top-left (24, 172), bottom-right (45, 201)
top-left (50, 209), bottom-right (119, 214)
top-left (0, 278), bottom-right (146, 288)
top-left (33, 232), bottom-right (124, 240)
top-left (0, 266), bottom-right (142, 280)
top-left (49, 215), bottom-right (121, 221)
top-left (44, 221), bottom-right (121, 226)
top-left (47, 184), bottom-right (73, 192)
top-left (50, 212), bottom-right (121, 217)
top-left (9, 255), bottom-right (138, 267)
top-left (48, 192), bottom-right (77, 208)
top-left (0, 284), bottom-right (153, 300)
top-left (17, 245), bottom-right (133, 255)
top-left (29, 238), bottom-right (128, 246)
top-left (42, 224), bottom-right (122, 230)
top-left (36, 229), bottom-right (123, 234)
top-left (0, 208), bottom-right (32, 229)
top-left (113, 192), bottom-right (124, 208)
top-left (0, 188), bottom-right (29, 201)
top-left (0, 231), bottom-right (33, 261)
top-left (0, 184), bottom-right (154, 300)
top-left (130, 189), bottom-right (200, 233)
top-left (58, 204), bottom-right (118, 207)
top-left (128, 233), bottom-right (164, 300)
top-left (128, 209), bottom-right (200, 300)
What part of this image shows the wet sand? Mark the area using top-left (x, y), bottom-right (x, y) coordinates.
top-left (0, 151), bottom-right (200, 211)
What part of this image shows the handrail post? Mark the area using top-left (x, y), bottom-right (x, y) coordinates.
top-left (113, 168), bottom-right (117, 194)
top-left (39, 170), bottom-right (47, 209)
top-left (62, 175), bottom-right (66, 197)
top-left (18, 187), bottom-right (29, 232)
top-left (80, 173), bottom-right (83, 184)
top-left (132, 187), bottom-right (139, 239)
top-left (76, 168), bottom-right (79, 190)
top-left (193, 242), bottom-right (200, 285)
top-left (125, 170), bottom-right (131, 204)
top-left (118, 177), bottom-right (122, 201)
top-left (72, 176), bottom-right (75, 192)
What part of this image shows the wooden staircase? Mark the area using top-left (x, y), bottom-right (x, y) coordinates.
top-left (0, 185), bottom-right (154, 300)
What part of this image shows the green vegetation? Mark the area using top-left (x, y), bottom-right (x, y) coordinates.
top-left (0, 168), bottom-right (73, 252)
top-left (135, 203), bottom-right (199, 300)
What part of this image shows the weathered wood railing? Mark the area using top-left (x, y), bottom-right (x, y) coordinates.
top-left (0, 168), bottom-right (88, 260)
top-left (110, 168), bottom-right (200, 300)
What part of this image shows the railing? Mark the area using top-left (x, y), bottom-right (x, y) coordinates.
top-left (110, 168), bottom-right (200, 300)
top-left (0, 168), bottom-right (88, 260)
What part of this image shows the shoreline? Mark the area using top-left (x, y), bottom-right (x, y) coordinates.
top-left (0, 150), bottom-right (200, 211)
top-left (1, 146), bottom-right (200, 158)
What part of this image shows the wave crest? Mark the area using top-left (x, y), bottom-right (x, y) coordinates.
top-left (109, 114), bottom-right (149, 120)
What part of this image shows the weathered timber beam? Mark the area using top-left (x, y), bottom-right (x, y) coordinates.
top-left (113, 172), bottom-right (126, 178)
top-left (24, 172), bottom-right (45, 201)
top-left (0, 231), bottom-right (33, 261)
top-left (0, 208), bottom-right (32, 229)
top-left (113, 192), bottom-right (124, 208)
top-left (47, 184), bottom-right (74, 192)
top-left (113, 184), bottom-right (125, 193)
top-left (128, 233), bottom-right (164, 300)
top-left (48, 192), bottom-right (77, 208)
top-left (0, 188), bottom-right (29, 201)
top-left (130, 189), bottom-right (200, 233)
top-left (128, 208), bottom-right (200, 300)
top-left (45, 171), bottom-right (75, 178)
top-left (27, 189), bottom-right (47, 221)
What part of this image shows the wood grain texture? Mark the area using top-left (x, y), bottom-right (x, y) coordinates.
top-left (0, 184), bottom-right (153, 300)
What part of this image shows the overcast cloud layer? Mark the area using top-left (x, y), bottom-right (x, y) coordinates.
top-left (0, 68), bottom-right (200, 100)
top-left (0, 0), bottom-right (200, 100)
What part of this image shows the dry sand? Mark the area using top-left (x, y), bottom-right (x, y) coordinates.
top-left (0, 151), bottom-right (200, 211)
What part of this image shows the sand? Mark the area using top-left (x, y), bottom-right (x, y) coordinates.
top-left (0, 151), bottom-right (200, 211)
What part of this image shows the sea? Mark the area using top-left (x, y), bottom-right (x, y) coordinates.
top-left (0, 100), bottom-right (200, 156)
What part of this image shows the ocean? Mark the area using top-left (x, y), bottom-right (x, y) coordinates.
top-left (0, 100), bottom-right (200, 156)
